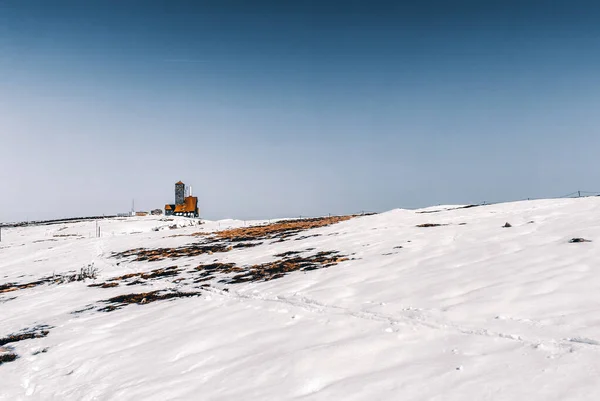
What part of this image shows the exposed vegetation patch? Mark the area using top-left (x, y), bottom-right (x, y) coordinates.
top-left (0, 265), bottom-right (97, 294)
top-left (274, 250), bottom-right (305, 258)
top-left (194, 262), bottom-right (238, 271)
top-left (99, 290), bottom-right (203, 312)
top-left (112, 243), bottom-right (233, 262)
top-left (78, 217), bottom-right (355, 312)
top-left (0, 325), bottom-right (52, 347)
top-left (109, 266), bottom-right (180, 281)
top-left (56, 265), bottom-right (98, 283)
top-left (0, 325), bottom-right (52, 365)
top-left (188, 251), bottom-right (349, 285)
top-left (214, 216), bottom-right (355, 242)
top-left (89, 266), bottom-right (182, 288)
top-left (0, 353), bottom-right (18, 365)
top-left (113, 216), bottom-right (355, 263)
top-left (88, 282), bottom-right (119, 288)
top-left (85, 249), bottom-right (349, 312)
top-left (223, 251), bottom-right (348, 284)
top-left (232, 242), bottom-right (263, 249)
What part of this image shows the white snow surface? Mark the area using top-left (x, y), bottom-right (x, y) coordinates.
top-left (2, 198), bottom-right (600, 400)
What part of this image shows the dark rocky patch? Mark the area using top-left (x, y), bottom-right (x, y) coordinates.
top-left (32, 348), bottom-right (49, 355)
top-left (113, 243), bottom-right (232, 262)
top-left (71, 306), bottom-right (95, 314)
top-left (295, 234), bottom-right (322, 241)
top-left (416, 223), bottom-right (449, 228)
top-left (99, 290), bottom-right (203, 312)
top-left (232, 242), bottom-right (263, 249)
top-left (0, 353), bottom-right (18, 365)
top-left (274, 250), bottom-right (304, 258)
top-left (0, 296), bottom-right (16, 303)
top-left (0, 325), bottom-right (52, 363)
top-left (569, 238), bottom-right (592, 243)
top-left (417, 205), bottom-right (479, 214)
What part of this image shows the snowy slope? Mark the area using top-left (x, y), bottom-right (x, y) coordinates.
top-left (2, 198), bottom-right (600, 400)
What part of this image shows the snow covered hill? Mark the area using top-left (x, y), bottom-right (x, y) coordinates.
top-left (2, 198), bottom-right (600, 400)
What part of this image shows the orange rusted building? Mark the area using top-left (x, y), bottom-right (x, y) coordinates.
top-left (165, 181), bottom-right (199, 217)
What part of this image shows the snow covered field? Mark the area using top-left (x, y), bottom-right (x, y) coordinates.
top-left (2, 198), bottom-right (600, 400)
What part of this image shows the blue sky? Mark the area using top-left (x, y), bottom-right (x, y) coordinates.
top-left (2, 0), bottom-right (600, 222)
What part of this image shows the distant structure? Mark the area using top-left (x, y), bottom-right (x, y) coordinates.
top-left (175, 181), bottom-right (185, 206)
top-left (165, 181), bottom-right (199, 217)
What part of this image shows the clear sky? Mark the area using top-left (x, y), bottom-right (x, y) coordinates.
top-left (2, 0), bottom-right (600, 222)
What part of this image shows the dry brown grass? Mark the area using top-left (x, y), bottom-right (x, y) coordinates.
top-left (188, 250), bottom-right (349, 284)
top-left (226, 251), bottom-right (348, 283)
top-left (88, 282), bottom-right (119, 288)
top-left (88, 266), bottom-right (182, 288)
top-left (112, 216), bottom-right (355, 263)
top-left (182, 216), bottom-right (355, 240)
top-left (215, 216), bottom-right (355, 242)
top-left (108, 266), bottom-right (180, 281)
top-left (0, 281), bottom-right (42, 294)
